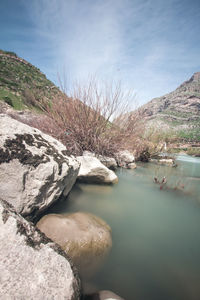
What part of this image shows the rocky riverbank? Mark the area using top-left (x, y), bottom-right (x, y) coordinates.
top-left (0, 114), bottom-right (125, 299)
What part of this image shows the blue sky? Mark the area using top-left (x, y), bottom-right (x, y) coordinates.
top-left (1, 0), bottom-right (200, 106)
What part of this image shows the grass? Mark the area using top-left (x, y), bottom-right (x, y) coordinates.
top-left (186, 147), bottom-right (200, 156)
top-left (177, 129), bottom-right (200, 142)
top-left (154, 109), bottom-right (200, 144)
top-left (0, 49), bottom-right (61, 110)
top-left (160, 109), bottom-right (194, 118)
top-left (0, 88), bottom-right (25, 110)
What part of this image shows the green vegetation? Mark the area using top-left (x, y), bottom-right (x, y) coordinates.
top-left (160, 109), bottom-right (194, 118)
top-left (0, 88), bottom-right (25, 110)
top-left (177, 129), bottom-right (200, 142)
top-left (0, 49), bottom-right (60, 111)
top-left (0, 50), bottom-right (17, 57)
top-left (186, 147), bottom-right (200, 156)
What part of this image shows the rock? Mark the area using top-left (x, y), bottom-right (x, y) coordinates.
top-left (0, 198), bottom-right (81, 300)
top-left (97, 155), bottom-right (117, 170)
top-left (150, 158), bottom-right (176, 166)
top-left (116, 150), bottom-right (135, 167)
top-left (82, 151), bottom-right (117, 171)
top-left (85, 290), bottom-right (124, 300)
top-left (37, 212), bottom-right (112, 278)
top-left (158, 158), bottom-right (176, 166)
top-left (127, 162), bottom-right (137, 169)
top-left (76, 156), bottom-right (118, 184)
top-left (0, 114), bottom-right (80, 219)
top-left (83, 151), bottom-right (96, 157)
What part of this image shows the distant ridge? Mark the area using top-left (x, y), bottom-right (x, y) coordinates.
top-left (139, 72), bottom-right (200, 142)
top-left (141, 72), bottom-right (200, 117)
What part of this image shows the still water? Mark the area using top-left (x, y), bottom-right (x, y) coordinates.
top-left (48, 154), bottom-right (200, 300)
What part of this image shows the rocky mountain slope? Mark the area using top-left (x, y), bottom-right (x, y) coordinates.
top-left (140, 72), bottom-right (200, 142)
top-left (0, 49), bottom-right (61, 111)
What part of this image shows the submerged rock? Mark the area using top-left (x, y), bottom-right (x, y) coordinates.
top-left (77, 156), bottom-right (118, 184)
top-left (0, 114), bottom-right (80, 219)
top-left (37, 212), bottom-right (112, 278)
top-left (84, 290), bottom-right (124, 300)
top-left (150, 158), bottom-right (176, 167)
top-left (0, 198), bottom-right (81, 300)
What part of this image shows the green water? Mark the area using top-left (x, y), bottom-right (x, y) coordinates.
top-left (47, 154), bottom-right (200, 300)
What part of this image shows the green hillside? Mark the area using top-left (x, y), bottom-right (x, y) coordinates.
top-left (0, 49), bottom-right (60, 110)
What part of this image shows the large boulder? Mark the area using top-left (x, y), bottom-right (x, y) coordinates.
top-left (77, 156), bottom-right (118, 184)
top-left (0, 114), bottom-right (80, 219)
top-left (82, 151), bottom-right (117, 171)
top-left (37, 212), bottom-right (112, 278)
top-left (0, 198), bottom-right (81, 300)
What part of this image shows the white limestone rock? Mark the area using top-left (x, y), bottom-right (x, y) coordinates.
top-left (82, 151), bottom-right (95, 157)
top-left (0, 114), bottom-right (80, 219)
top-left (150, 158), bottom-right (176, 166)
top-left (82, 151), bottom-right (117, 170)
top-left (116, 150), bottom-right (135, 167)
top-left (77, 156), bottom-right (118, 184)
top-left (127, 162), bottom-right (137, 169)
top-left (0, 198), bottom-right (80, 300)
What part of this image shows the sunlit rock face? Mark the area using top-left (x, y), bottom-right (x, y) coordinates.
top-left (0, 198), bottom-right (81, 300)
top-left (132, 72), bottom-right (200, 139)
top-left (82, 151), bottom-right (118, 170)
top-left (77, 155), bottom-right (118, 184)
top-left (0, 114), bottom-right (80, 220)
top-left (37, 212), bottom-right (112, 278)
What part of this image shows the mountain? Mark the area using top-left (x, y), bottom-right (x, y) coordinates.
top-left (1, 49), bottom-right (199, 146)
top-left (0, 49), bottom-right (61, 111)
top-left (140, 72), bottom-right (200, 142)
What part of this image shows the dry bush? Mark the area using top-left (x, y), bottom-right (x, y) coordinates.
top-left (33, 77), bottom-right (145, 157)
top-left (113, 108), bottom-right (146, 156)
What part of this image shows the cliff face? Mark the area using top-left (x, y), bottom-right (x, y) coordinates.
top-left (142, 72), bottom-right (200, 117)
top-left (140, 72), bottom-right (200, 142)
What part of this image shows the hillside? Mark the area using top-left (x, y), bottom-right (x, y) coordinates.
top-left (140, 72), bottom-right (200, 143)
top-left (0, 49), bottom-right (61, 111)
top-left (1, 49), bottom-right (199, 150)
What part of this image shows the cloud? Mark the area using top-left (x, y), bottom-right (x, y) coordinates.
top-left (22, 0), bottom-right (200, 105)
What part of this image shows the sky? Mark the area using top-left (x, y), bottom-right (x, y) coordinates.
top-left (1, 0), bottom-right (200, 107)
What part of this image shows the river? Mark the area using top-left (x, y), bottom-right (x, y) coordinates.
top-left (47, 154), bottom-right (200, 300)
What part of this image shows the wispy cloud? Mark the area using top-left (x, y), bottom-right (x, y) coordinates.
top-left (21, 0), bottom-right (200, 105)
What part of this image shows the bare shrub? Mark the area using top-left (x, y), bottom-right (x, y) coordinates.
top-left (18, 76), bottom-right (143, 157)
